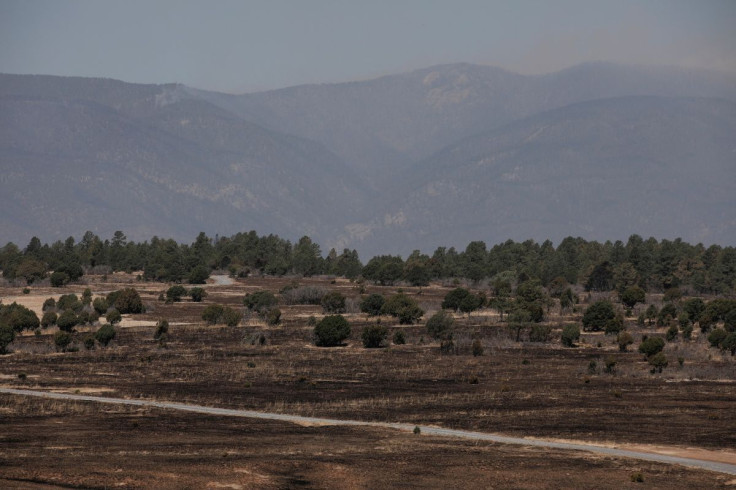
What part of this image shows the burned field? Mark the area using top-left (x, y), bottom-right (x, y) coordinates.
top-left (1, 274), bottom-right (735, 487)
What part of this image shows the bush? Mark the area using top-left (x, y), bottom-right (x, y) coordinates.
top-left (666, 324), bottom-right (679, 342)
top-left (657, 303), bottom-right (678, 326)
top-left (619, 286), bottom-right (646, 309)
top-left (0, 325), bottom-right (15, 354)
top-left (582, 301), bottom-right (616, 332)
top-left (682, 324), bottom-right (693, 340)
top-left (321, 291), bottom-right (346, 313)
top-left (83, 335), bottom-right (95, 350)
top-left (105, 308), bottom-right (122, 325)
top-left (0, 303), bottom-right (40, 332)
top-left (561, 324), bottom-right (580, 347)
top-left (360, 294), bottom-right (385, 316)
top-left (202, 304), bottom-right (225, 325)
top-left (93, 297), bottom-right (109, 315)
top-left (154, 319), bottom-right (169, 341)
top-left (166, 285), bottom-right (188, 302)
top-left (382, 293), bottom-right (424, 324)
top-left (392, 330), bottom-right (406, 345)
top-left (617, 331), bottom-right (634, 352)
top-left (442, 288), bottom-right (471, 311)
top-left (722, 332), bottom-right (736, 356)
top-left (95, 324), bottom-right (116, 347)
top-left (222, 307), bottom-right (242, 327)
top-left (243, 291), bottom-right (278, 313)
top-left (265, 308), bottom-right (281, 326)
top-left (57, 310), bottom-right (79, 332)
top-left (529, 325), bottom-right (552, 343)
top-left (50, 271), bottom-right (70, 287)
top-left (314, 315), bottom-right (351, 347)
top-left (41, 311), bottom-right (58, 328)
top-left (362, 324), bottom-right (388, 348)
top-left (638, 337), bottom-right (665, 357)
top-left (281, 285), bottom-right (328, 305)
top-left (188, 265), bottom-right (210, 284)
top-left (440, 339), bottom-right (456, 355)
top-left (54, 331), bottom-right (72, 351)
top-left (107, 288), bottom-right (144, 314)
top-left (42, 298), bottom-right (56, 311)
top-left (708, 328), bottom-right (727, 348)
top-left (426, 310), bottom-right (454, 340)
top-left (472, 339), bottom-right (484, 356)
top-left (648, 352), bottom-right (668, 373)
top-left (57, 294), bottom-right (82, 312)
top-left (189, 287), bottom-right (207, 302)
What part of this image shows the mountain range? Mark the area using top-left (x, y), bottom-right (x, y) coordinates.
top-left (1, 62), bottom-right (734, 257)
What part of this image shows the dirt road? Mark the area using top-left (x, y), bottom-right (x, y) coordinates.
top-left (2, 387), bottom-right (735, 476)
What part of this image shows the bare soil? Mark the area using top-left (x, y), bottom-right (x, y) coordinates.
top-left (1, 274), bottom-right (735, 487)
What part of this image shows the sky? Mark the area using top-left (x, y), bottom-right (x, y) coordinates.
top-left (1, 0), bottom-right (735, 93)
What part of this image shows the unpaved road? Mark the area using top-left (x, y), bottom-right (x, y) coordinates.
top-left (2, 387), bottom-right (735, 476)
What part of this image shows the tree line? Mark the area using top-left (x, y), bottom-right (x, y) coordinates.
top-left (0, 231), bottom-right (734, 294)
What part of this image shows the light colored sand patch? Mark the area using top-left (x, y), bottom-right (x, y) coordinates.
top-left (119, 318), bottom-right (157, 328)
top-left (0, 295), bottom-right (48, 317)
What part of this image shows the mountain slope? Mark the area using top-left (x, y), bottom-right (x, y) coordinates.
top-left (0, 75), bottom-right (367, 247)
top-left (336, 96), bottom-right (736, 255)
top-left (193, 62), bottom-right (736, 180)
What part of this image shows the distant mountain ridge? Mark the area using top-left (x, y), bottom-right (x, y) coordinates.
top-left (1, 63), bottom-right (735, 256)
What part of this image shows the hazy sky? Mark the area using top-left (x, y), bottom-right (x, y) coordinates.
top-left (1, 0), bottom-right (734, 93)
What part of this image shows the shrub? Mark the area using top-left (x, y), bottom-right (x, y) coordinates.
top-left (154, 319), bottom-right (169, 341)
top-left (619, 286), bottom-right (646, 309)
top-left (529, 325), bottom-right (552, 343)
top-left (50, 271), bottom-right (70, 287)
top-left (92, 297), bottom-right (109, 315)
top-left (682, 324), bottom-right (693, 340)
top-left (440, 339), bottom-right (456, 355)
top-left (188, 265), bottom-right (210, 284)
top-left (42, 298), bottom-right (56, 311)
top-left (189, 287), bottom-right (207, 302)
top-left (645, 304), bottom-right (658, 325)
top-left (0, 325), bottom-right (15, 354)
top-left (708, 328), bottom-right (727, 348)
top-left (426, 310), bottom-right (454, 340)
top-left (0, 303), bottom-right (40, 332)
top-left (222, 307), bottom-right (242, 327)
top-left (666, 324), bottom-right (679, 342)
top-left (40, 311), bottom-right (57, 328)
top-left (281, 285), bottom-right (328, 305)
top-left (83, 335), bottom-right (95, 350)
top-left (360, 294), bottom-right (385, 316)
top-left (648, 352), bottom-right (668, 373)
top-left (472, 339), bottom-right (484, 356)
top-left (314, 315), bottom-right (351, 347)
top-left (95, 324), bottom-right (116, 347)
top-left (617, 331), bottom-right (634, 352)
top-left (604, 357), bottom-right (617, 374)
top-left (321, 291), bottom-right (346, 313)
top-left (57, 294), bottom-right (82, 312)
top-left (657, 303), bottom-right (678, 326)
top-left (54, 330), bottom-right (72, 351)
top-left (382, 293), bottom-right (424, 324)
top-left (561, 324), bottom-right (580, 347)
top-left (663, 287), bottom-right (682, 303)
top-left (362, 324), bottom-right (388, 348)
top-left (265, 308), bottom-right (281, 326)
top-left (166, 285), bottom-right (188, 302)
top-left (107, 288), bottom-right (144, 314)
top-left (682, 298), bottom-right (705, 324)
top-left (442, 288), bottom-right (471, 311)
top-left (392, 330), bottom-right (406, 345)
top-left (638, 337), bottom-right (665, 357)
top-left (202, 304), bottom-right (225, 325)
top-left (243, 291), bottom-right (278, 313)
top-left (306, 315), bottom-right (317, 326)
top-left (57, 310), bottom-right (79, 332)
top-left (105, 308), bottom-right (122, 325)
top-left (722, 332), bottom-right (736, 356)
top-left (582, 301), bottom-right (616, 332)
